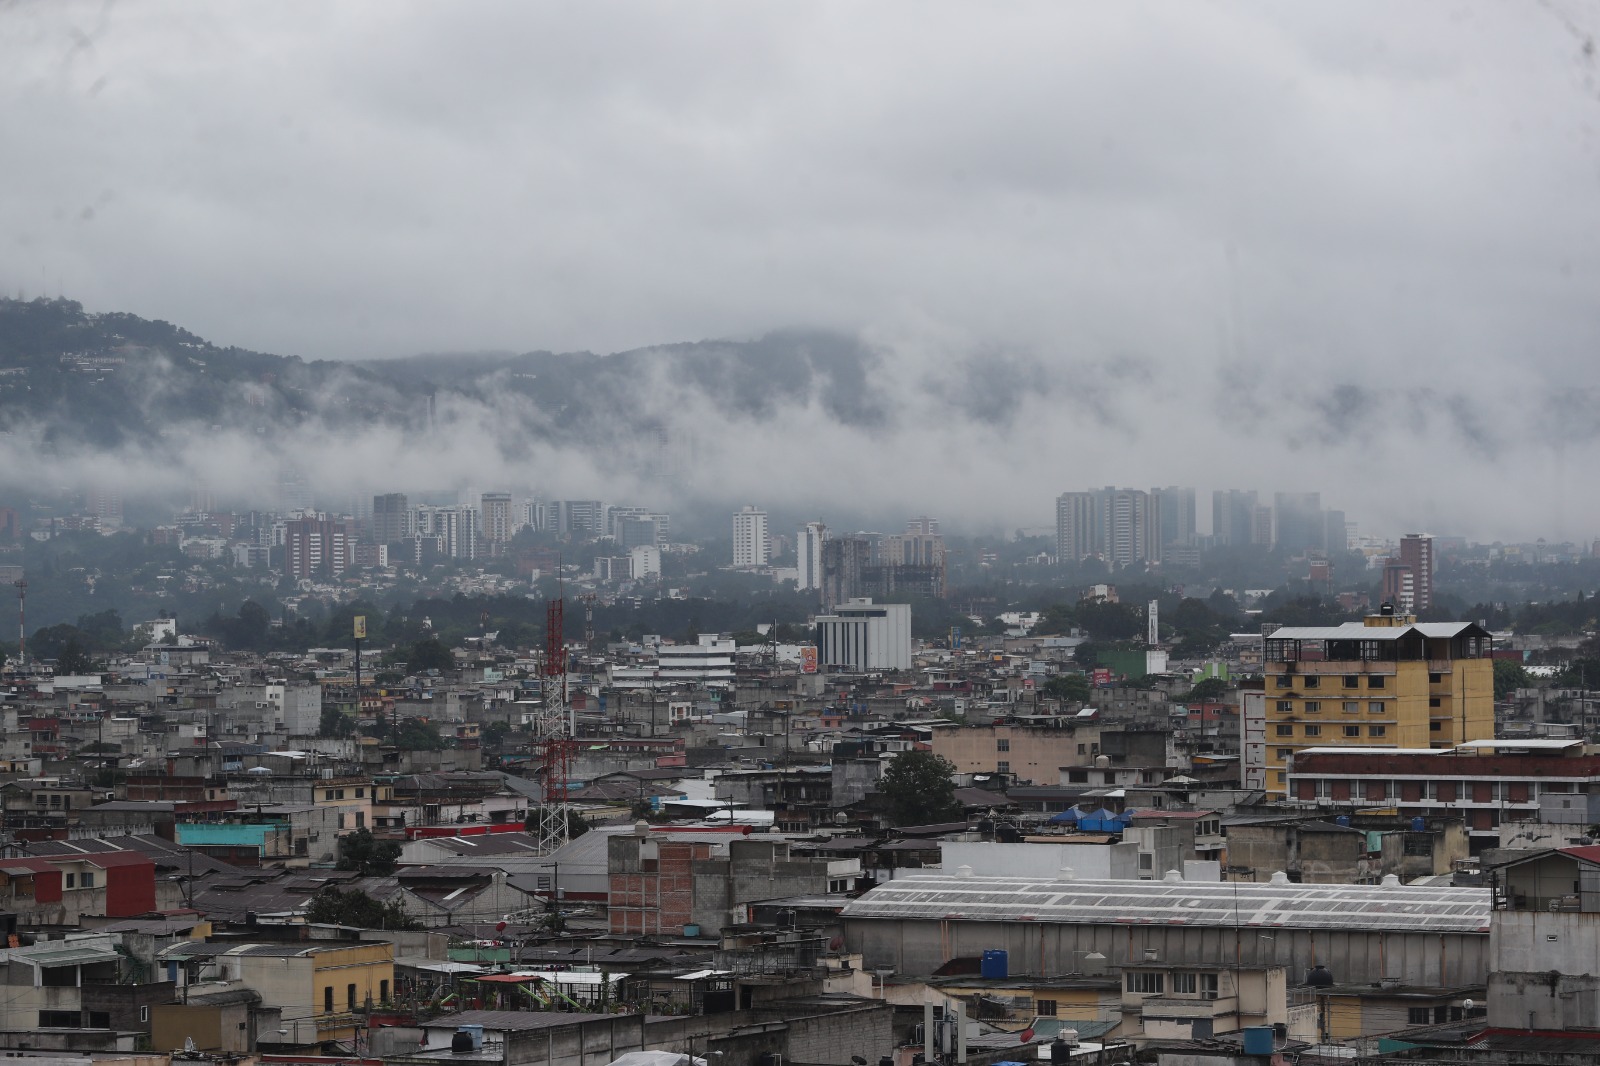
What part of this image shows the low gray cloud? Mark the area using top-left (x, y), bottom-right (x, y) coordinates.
top-left (2, 2), bottom-right (1600, 541)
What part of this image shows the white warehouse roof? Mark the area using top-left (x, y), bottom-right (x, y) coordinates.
top-left (839, 875), bottom-right (1490, 933)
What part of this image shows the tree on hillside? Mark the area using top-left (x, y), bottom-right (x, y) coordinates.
top-left (336, 828), bottom-right (403, 876)
top-left (880, 751), bottom-right (963, 827)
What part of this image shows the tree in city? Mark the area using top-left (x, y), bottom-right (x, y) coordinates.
top-left (880, 751), bottom-right (963, 827)
top-left (320, 706), bottom-right (356, 738)
top-left (1494, 659), bottom-right (1533, 700)
top-left (482, 721), bottom-right (511, 747)
top-left (335, 828), bottom-right (403, 876)
top-left (305, 885), bottom-right (419, 929)
top-left (406, 637), bottom-right (456, 674)
top-left (1042, 673), bottom-right (1091, 704)
top-left (1183, 677), bottom-right (1231, 704)
top-left (395, 718), bottom-right (447, 751)
top-left (55, 638), bottom-right (93, 675)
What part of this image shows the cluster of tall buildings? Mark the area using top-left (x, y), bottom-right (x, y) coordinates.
top-left (1056, 486), bottom-right (1352, 566)
top-left (739, 510), bottom-right (946, 607)
top-left (270, 492), bottom-right (672, 582)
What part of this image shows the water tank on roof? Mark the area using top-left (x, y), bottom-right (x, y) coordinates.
top-left (1306, 964), bottom-right (1334, 988)
top-left (1242, 1027), bottom-right (1275, 1056)
top-left (1335, 816), bottom-right (1351, 827)
top-left (1411, 816), bottom-right (1426, 832)
top-left (1094, 754), bottom-right (1111, 768)
top-left (981, 949), bottom-right (1009, 979)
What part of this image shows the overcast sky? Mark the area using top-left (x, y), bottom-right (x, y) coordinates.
top-left (4, 2), bottom-right (1600, 541)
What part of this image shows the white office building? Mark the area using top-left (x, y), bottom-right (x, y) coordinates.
top-left (630, 545), bottom-right (662, 579)
top-left (733, 505), bottom-right (770, 568)
top-left (815, 598), bottom-right (912, 672)
top-left (796, 521), bottom-right (828, 591)
top-left (609, 633), bottom-right (737, 690)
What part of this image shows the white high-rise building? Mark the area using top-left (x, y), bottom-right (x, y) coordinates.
top-left (733, 506), bottom-right (769, 568)
top-left (796, 521), bottom-right (828, 591)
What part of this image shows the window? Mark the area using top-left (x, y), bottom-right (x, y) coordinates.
top-left (1171, 972), bottom-right (1198, 994)
top-left (1344, 725), bottom-right (1361, 737)
top-left (356, 812), bottom-right (365, 829)
top-left (1275, 724), bottom-right (1293, 736)
top-left (325, 790), bottom-right (334, 801)
top-left (1370, 725), bottom-right (1387, 737)
top-left (65, 873), bottom-right (75, 889)
top-left (140, 1005), bottom-right (150, 1023)
top-left (1429, 697), bottom-right (1441, 708)
top-left (336, 789), bottom-right (346, 800)
top-left (1276, 748), bottom-right (1292, 760)
top-left (1036, 999), bottom-right (1057, 1016)
top-left (997, 761), bottom-right (1010, 773)
top-left (1343, 675), bottom-right (1360, 688)
top-left (338, 813), bottom-right (346, 829)
top-left (380, 980), bottom-right (390, 1003)
top-left (1200, 973), bottom-right (1219, 997)
top-left (1304, 701), bottom-right (1320, 714)
top-left (1277, 675), bottom-right (1293, 688)
top-left (1126, 972), bottom-right (1165, 994)
top-left (1408, 1007), bottom-right (1431, 1025)
top-left (1429, 673), bottom-right (1442, 684)
top-left (1139, 853), bottom-right (1154, 870)
top-left (39, 1010), bottom-right (79, 1028)
top-left (348, 983), bottom-right (357, 1011)
top-left (1369, 702), bottom-right (1384, 714)
top-left (1303, 675), bottom-right (1320, 688)
top-left (356, 788), bottom-right (366, 798)
top-left (1077, 744), bottom-right (1086, 755)
top-left (324, 986), bottom-right (334, 1012)
top-left (81, 871), bottom-right (94, 888)
top-left (997, 738), bottom-right (1010, 752)
top-left (1369, 676), bottom-right (1386, 689)
top-left (1343, 702), bottom-right (1360, 714)
top-left (1304, 725), bottom-right (1321, 737)
top-left (1276, 700), bottom-right (1293, 712)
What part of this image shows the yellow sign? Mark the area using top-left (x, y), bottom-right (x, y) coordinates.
top-left (353, 615), bottom-right (367, 640)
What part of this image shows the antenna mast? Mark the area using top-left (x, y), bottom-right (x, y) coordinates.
top-left (533, 592), bottom-right (573, 854)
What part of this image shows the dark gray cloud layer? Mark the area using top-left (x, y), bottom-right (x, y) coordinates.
top-left (3, 2), bottom-right (1600, 541)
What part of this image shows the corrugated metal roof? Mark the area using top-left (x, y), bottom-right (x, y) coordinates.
top-left (839, 875), bottom-right (1491, 933)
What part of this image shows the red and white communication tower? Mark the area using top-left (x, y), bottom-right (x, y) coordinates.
top-left (532, 596), bottom-right (574, 854)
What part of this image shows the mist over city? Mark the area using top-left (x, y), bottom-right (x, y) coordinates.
top-left (2, 5), bottom-right (1600, 1065)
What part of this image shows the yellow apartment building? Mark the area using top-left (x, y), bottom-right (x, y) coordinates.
top-left (1255, 608), bottom-right (1494, 796)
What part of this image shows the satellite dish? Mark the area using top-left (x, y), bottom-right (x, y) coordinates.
top-left (496, 921), bottom-right (507, 933)
top-left (828, 935), bottom-right (844, 951)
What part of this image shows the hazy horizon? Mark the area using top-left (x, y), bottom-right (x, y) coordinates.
top-left (5, 4), bottom-right (1600, 541)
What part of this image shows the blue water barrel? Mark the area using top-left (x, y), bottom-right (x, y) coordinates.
top-left (1411, 816), bottom-right (1426, 832)
top-left (981, 949), bottom-right (1009, 979)
top-left (1242, 1027), bottom-right (1275, 1055)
